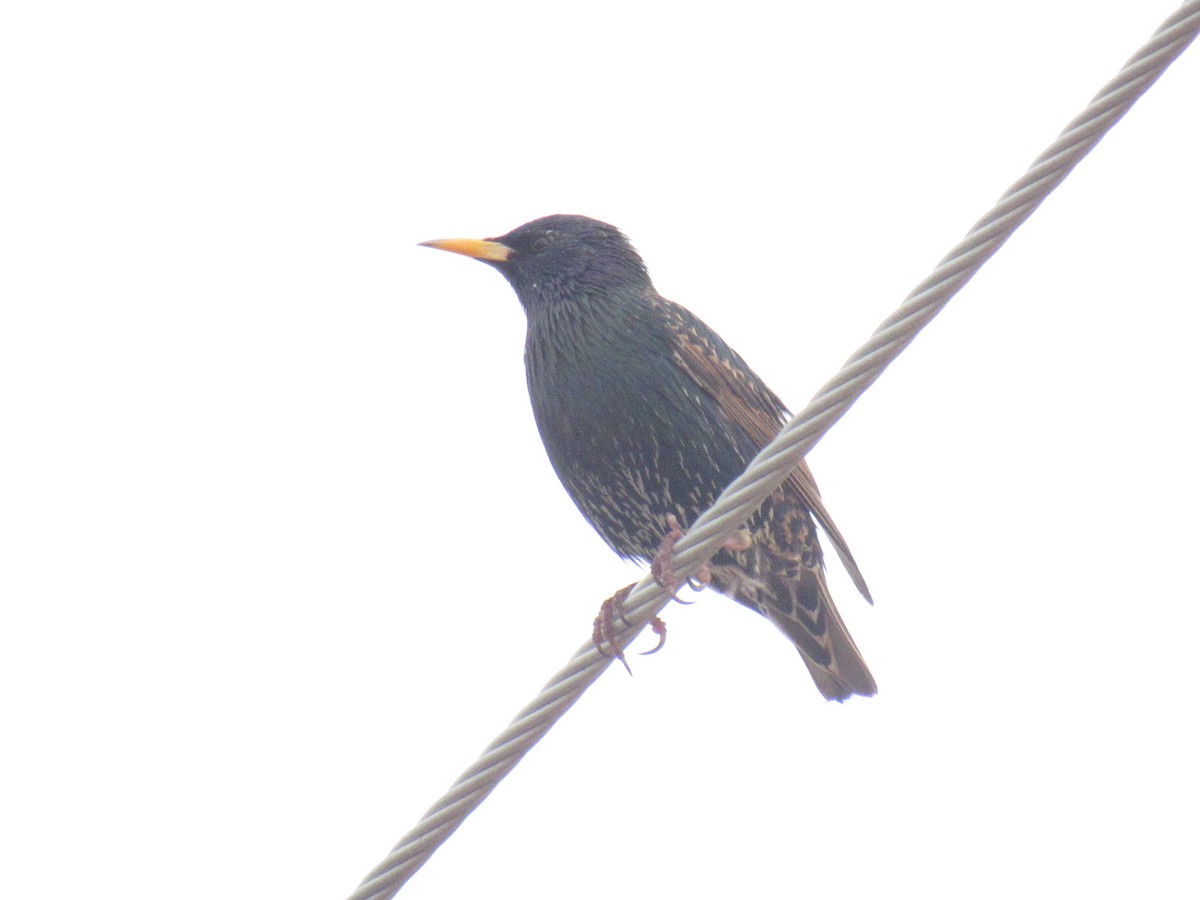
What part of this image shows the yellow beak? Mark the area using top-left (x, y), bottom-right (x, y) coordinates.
top-left (418, 237), bottom-right (512, 262)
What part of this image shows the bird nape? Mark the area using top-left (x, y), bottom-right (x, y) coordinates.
top-left (420, 214), bottom-right (876, 701)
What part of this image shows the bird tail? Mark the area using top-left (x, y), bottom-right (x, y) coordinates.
top-left (710, 504), bottom-right (877, 701)
top-left (763, 565), bottom-right (877, 701)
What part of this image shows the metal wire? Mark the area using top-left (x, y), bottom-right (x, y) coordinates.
top-left (350, 4), bottom-right (1200, 897)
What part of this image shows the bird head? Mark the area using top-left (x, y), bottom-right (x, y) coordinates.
top-left (421, 214), bottom-right (653, 312)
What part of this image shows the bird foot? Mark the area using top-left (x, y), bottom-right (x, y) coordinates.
top-left (652, 514), bottom-right (712, 602)
top-left (593, 583), bottom-right (636, 675)
top-left (593, 515), bottom-right (723, 673)
top-left (591, 587), bottom-right (671, 673)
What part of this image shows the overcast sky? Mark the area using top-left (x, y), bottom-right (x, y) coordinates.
top-left (3, 2), bottom-right (1198, 898)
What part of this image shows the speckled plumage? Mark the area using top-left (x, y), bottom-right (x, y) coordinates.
top-left (421, 215), bottom-right (876, 700)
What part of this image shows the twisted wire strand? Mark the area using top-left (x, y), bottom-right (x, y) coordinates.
top-left (351, 5), bottom-right (1200, 897)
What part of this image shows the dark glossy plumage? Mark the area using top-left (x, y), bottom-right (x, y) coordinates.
top-left (421, 215), bottom-right (875, 700)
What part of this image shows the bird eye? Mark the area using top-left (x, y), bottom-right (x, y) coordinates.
top-left (531, 231), bottom-right (555, 253)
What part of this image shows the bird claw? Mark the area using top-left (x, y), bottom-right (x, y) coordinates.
top-left (593, 583), bottom-right (635, 675)
top-left (640, 617), bottom-right (667, 655)
top-left (684, 563), bottom-right (711, 595)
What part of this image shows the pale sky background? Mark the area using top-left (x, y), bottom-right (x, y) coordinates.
top-left (3, 2), bottom-right (1198, 898)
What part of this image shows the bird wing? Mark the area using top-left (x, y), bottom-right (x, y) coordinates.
top-left (661, 297), bottom-right (873, 604)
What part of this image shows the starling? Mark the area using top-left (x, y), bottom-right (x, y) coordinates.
top-left (421, 215), bottom-right (876, 701)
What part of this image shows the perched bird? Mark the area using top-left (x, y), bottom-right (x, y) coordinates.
top-left (420, 215), bottom-right (875, 700)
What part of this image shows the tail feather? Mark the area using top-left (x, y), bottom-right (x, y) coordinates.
top-left (708, 489), bottom-right (876, 701)
top-left (764, 567), bottom-right (877, 701)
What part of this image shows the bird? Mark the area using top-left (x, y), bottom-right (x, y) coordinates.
top-left (420, 215), bottom-right (876, 701)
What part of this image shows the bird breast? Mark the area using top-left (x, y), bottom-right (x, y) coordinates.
top-left (522, 303), bottom-right (755, 560)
